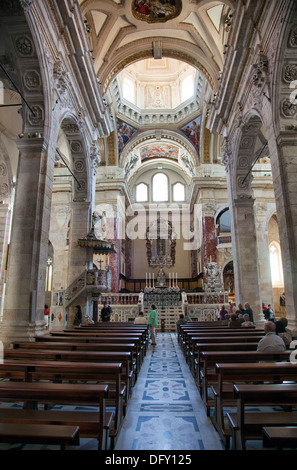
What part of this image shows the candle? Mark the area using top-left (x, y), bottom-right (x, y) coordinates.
top-left (210, 256), bottom-right (212, 263)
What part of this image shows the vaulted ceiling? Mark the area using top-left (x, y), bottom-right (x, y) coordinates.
top-left (78, 1), bottom-right (235, 93)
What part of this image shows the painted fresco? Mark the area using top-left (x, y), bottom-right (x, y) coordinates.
top-left (132, 1), bottom-right (182, 23)
top-left (140, 143), bottom-right (179, 161)
top-left (117, 119), bottom-right (138, 155)
top-left (180, 115), bottom-right (201, 156)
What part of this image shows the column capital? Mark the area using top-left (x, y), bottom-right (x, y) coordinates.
top-left (15, 136), bottom-right (47, 153)
top-left (233, 195), bottom-right (255, 208)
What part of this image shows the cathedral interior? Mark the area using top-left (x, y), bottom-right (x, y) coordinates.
top-left (0, 0), bottom-right (296, 453)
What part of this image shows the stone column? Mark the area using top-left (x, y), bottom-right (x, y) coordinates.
top-left (0, 137), bottom-right (52, 345)
top-left (201, 202), bottom-right (217, 270)
top-left (254, 202), bottom-right (274, 309)
top-left (66, 200), bottom-right (93, 325)
top-left (231, 196), bottom-right (263, 323)
top-left (269, 134), bottom-right (297, 333)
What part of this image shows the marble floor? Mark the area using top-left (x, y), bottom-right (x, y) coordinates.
top-left (115, 332), bottom-right (223, 451)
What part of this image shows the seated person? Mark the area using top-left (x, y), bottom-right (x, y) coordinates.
top-left (176, 314), bottom-right (187, 327)
top-left (228, 313), bottom-right (242, 328)
top-left (275, 317), bottom-right (293, 347)
top-left (257, 321), bottom-right (286, 351)
top-left (221, 313), bottom-right (230, 326)
top-left (241, 313), bottom-right (254, 327)
top-left (134, 311), bottom-right (147, 325)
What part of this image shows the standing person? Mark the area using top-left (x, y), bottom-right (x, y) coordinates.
top-left (219, 305), bottom-right (228, 321)
top-left (101, 301), bottom-right (112, 322)
top-left (73, 305), bottom-right (82, 326)
top-left (148, 304), bottom-right (157, 345)
top-left (267, 304), bottom-right (275, 322)
top-left (244, 302), bottom-right (254, 322)
top-left (44, 304), bottom-right (50, 329)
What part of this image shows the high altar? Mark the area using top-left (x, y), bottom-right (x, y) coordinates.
top-left (143, 267), bottom-right (181, 308)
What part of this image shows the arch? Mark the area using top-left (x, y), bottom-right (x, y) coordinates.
top-left (101, 37), bottom-right (219, 95)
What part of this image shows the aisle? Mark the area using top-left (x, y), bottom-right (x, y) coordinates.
top-left (115, 332), bottom-right (223, 451)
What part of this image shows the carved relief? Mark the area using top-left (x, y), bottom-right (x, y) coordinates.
top-left (281, 98), bottom-right (297, 117)
top-left (288, 25), bottom-right (297, 47)
top-left (74, 160), bottom-right (85, 173)
top-left (283, 63), bottom-right (297, 83)
top-left (70, 141), bottom-right (83, 153)
top-left (23, 70), bottom-right (41, 90)
top-left (27, 105), bottom-right (44, 126)
top-left (15, 36), bottom-right (33, 56)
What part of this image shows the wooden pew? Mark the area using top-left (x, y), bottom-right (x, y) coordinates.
top-left (182, 330), bottom-right (264, 357)
top-left (262, 426), bottom-right (297, 449)
top-left (0, 359), bottom-right (124, 447)
top-left (192, 342), bottom-right (259, 380)
top-left (13, 341), bottom-right (141, 377)
top-left (199, 351), bottom-right (291, 419)
top-left (0, 423), bottom-right (80, 450)
top-left (183, 335), bottom-right (264, 361)
top-left (48, 332), bottom-right (146, 362)
top-left (4, 349), bottom-right (133, 398)
top-left (0, 381), bottom-right (109, 450)
top-left (213, 359), bottom-right (294, 447)
top-left (228, 382), bottom-right (297, 450)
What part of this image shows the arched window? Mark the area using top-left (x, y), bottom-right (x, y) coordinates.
top-left (269, 242), bottom-right (284, 286)
top-left (152, 173), bottom-right (168, 202)
top-left (217, 208), bottom-right (231, 233)
top-left (173, 182), bottom-right (185, 201)
top-left (135, 183), bottom-right (148, 202)
top-left (122, 77), bottom-right (135, 103)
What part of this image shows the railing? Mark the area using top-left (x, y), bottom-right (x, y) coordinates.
top-left (186, 291), bottom-right (229, 305)
top-left (64, 268), bottom-right (111, 308)
top-left (217, 235), bottom-right (232, 245)
top-left (99, 292), bottom-right (140, 306)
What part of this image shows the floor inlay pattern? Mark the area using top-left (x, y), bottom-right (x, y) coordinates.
top-left (115, 332), bottom-right (223, 451)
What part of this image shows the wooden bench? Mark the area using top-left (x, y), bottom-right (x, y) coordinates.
top-left (198, 351), bottom-right (291, 418)
top-left (43, 334), bottom-right (145, 365)
top-left (0, 381), bottom-right (109, 450)
top-left (0, 423), bottom-right (80, 450)
top-left (228, 383), bottom-right (297, 450)
top-left (213, 359), bottom-right (295, 448)
top-left (0, 359), bottom-right (124, 446)
top-left (192, 342), bottom-right (259, 379)
top-left (262, 426), bottom-right (297, 449)
top-left (182, 333), bottom-right (264, 359)
top-left (4, 349), bottom-right (133, 397)
top-left (13, 341), bottom-right (141, 378)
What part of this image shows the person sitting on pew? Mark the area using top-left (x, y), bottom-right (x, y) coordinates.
top-left (241, 313), bottom-right (254, 327)
top-left (228, 313), bottom-right (242, 328)
top-left (257, 321), bottom-right (286, 351)
top-left (221, 313), bottom-right (230, 326)
top-left (134, 311), bottom-right (147, 325)
top-left (275, 317), bottom-right (293, 348)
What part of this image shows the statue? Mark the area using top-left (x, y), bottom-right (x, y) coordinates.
top-left (93, 210), bottom-right (107, 240)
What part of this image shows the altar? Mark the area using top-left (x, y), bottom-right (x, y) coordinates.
top-left (143, 267), bottom-right (181, 307)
